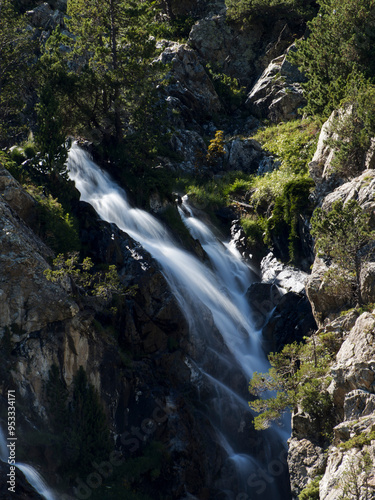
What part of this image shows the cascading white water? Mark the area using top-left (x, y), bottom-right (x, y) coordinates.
top-left (0, 425), bottom-right (55, 500)
top-left (67, 143), bottom-right (288, 498)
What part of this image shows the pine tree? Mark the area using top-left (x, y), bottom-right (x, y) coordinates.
top-left (65, 0), bottom-right (163, 148)
top-left (0, 0), bottom-right (35, 146)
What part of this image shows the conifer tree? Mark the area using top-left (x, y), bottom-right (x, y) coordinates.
top-left (0, 0), bottom-right (35, 146)
top-left (65, 0), bottom-right (162, 148)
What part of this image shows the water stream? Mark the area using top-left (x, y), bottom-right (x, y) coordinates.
top-left (0, 425), bottom-right (55, 500)
top-left (67, 143), bottom-right (289, 499)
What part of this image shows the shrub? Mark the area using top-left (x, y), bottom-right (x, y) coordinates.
top-left (299, 476), bottom-right (321, 500)
top-left (265, 177), bottom-right (314, 263)
top-left (206, 63), bottom-right (246, 110)
top-left (26, 186), bottom-right (81, 254)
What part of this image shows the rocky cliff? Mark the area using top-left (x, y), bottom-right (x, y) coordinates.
top-left (2, 1), bottom-right (375, 500)
top-left (288, 112), bottom-right (375, 500)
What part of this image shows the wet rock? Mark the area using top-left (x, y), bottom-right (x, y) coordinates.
top-left (261, 252), bottom-right (309, 295)
top-left (262, 292), bottom-right (317, 352)
top-left (0, 462), bottom-right (44, 499)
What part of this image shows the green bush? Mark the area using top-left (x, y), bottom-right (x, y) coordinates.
top-left (206, 63), bottom-right (246, 110)
top-left (265, 177), bottom-right (314, 263)
top-left (250, 118), bottom-right (319, 209)
top-left (299, 476), bottom-right (321, 500)
top-left (26, 186), bottom-right (80, 254)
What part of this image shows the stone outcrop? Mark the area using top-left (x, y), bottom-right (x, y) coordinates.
top-left (158, 41), bottom-right (221, 121)
top-left (26, 2), bottom-right (65, 30)
top-left (189, 13), bottom-right (300, 87)
top-left (246, 46), bottom-right (306, 123)
top-left (288, 311), bottom-right (375, 499)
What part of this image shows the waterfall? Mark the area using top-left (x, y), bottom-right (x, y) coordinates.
top-left (67, 143), bottom-right (290, 499)
top-left (0, 425), bottom-right (55, 500)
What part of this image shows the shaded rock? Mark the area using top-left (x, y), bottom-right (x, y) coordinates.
top-left (246, 47), bottom-right (306, 123)
top-left (0, 197), bottom-right (78, 338)
top-left (246, 282), bottom-right (283, 330)
top-left (0, 164), bottom-right (36, 225)
top-left (26, 3), bottom-right (65, 30)
top-left (189, 13), bottom-right (299, 87)
top-left (262, 291), bottom-right (317, 352)
top-left (360, 261), bottom-right (375, 304)
top-left (169, 129), bottom-right (207, 172)
top-left (344, 389), bottom-right (375, 421)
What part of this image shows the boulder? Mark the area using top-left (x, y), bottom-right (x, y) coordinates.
top-left (305, 257), bottom-right (353, 326)
top-left (261, 252), bottom-right (309, 295)
top-left (321, 169), bottom-right (375, 226)
top-left (226, 138), bottom-right (263, 173)
top-left (26, 3), bottom-right (65, 30)
top-left (246, 47), bottom-right (306, 123)
top-left (157, 41), bottom-right (221, 122)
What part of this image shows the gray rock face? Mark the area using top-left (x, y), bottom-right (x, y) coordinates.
top-left (226, 138), bottom-right (263, 173)
top-left (261, 252), bottom-right (309, 295)
top-left (158, 41), bottom-right (221, 121)
top-left (329, 312), bottom-right (375, 412)
top-left (0, 198), bottom-right (78, 340)
top-left (246, 47), bottom-right (306, 123)
top-left (189, 13), bottom-right (298, 87)
top-left (288, 437), bottom-right (326, 496)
